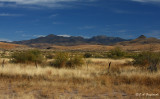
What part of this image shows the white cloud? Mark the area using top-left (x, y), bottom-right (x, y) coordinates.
top-left (0, 38), bottom-right (12, 42)
top-left (0, 0), bottom-right (75, 5)
top-left (0, 0), bottom-right (97, 8)
top-left (131, 0), bottom-right (160, 3)
top-left (33, 35), bottom-right (46, 37)
top-left (22, 34), bottom-right (46, 38)
top-left (58, 35), bottom-right (71, 37)
top-left (0, 13), bottom-right (23, 16)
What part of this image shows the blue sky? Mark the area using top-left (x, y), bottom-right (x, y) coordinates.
top-left (0, 0), bottom-right (160, 41)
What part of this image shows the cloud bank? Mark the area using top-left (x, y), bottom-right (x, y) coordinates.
top-left (0, 0), bottom-right (97, 8)
top-left (131, 0), bottom-right (160, 3)
top-left (0, 38), bottom-right (12, 42)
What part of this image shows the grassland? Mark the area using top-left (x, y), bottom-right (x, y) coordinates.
top-left (0, 57), bottom-right (159, 99)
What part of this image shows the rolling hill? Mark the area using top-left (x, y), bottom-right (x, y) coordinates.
top-left (0, 42), bottom-right (27, 50)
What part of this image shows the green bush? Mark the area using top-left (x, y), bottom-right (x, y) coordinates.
top-left (94, 53), bottom-right (104, 58)
top-left (133, 51), bottom-right (160, 67)
top-left (52, 52), bottom-right (84, 68)
top-left (11, 49), bottom-right (44, 64)
top-left (67, 55), bottom-right (84, 68)
top-left (108, 47), bottom-right (125, 59)
top-left (84, 53), bottom-right (92, 58)
top-left (53, 52), bottom-right (69, 68)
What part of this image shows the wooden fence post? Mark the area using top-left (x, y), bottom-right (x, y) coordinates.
top-left (2, 59), bottom-right (5, 68)
top-left (108, 62), bottom-right (111, 72)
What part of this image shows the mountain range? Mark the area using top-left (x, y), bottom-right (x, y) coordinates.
top-left (10, 34), bottom-right (160, 49)
top-left (13, 34), bottom-right (128, 46)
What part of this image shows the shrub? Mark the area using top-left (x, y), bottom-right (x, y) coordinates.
top-left (133, 51), bottom-right (160, 66)
top-left (67, 55), bottom-right (84, 68)
top-left (133, 51), bottom-right (160, 72)
top-left (84, 53), bottom-right (92, 58)
top-left (132, 51), bottom-right (150, 66)
top-left (11, 49), bottom-right (44, 64)
top-left (53, 52), bottom-right (69, 68)
top-left (108, 47), bottom-right (125, 59)
top-left (52, 52), bottom-right (84, 68)
top-left (94, 53), bottom-right (104, 58)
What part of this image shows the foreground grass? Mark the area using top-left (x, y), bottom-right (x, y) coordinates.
top-left (0, 58), bottom-right (160, 99)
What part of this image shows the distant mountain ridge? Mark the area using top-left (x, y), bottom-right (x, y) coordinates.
top-left (12, 34), bottom-right (129, 46)
top-left (12, 34), bottom-right (160, 48)
top-left (117, 35), bottom-right (160, 45)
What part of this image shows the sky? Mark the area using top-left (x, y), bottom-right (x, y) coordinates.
top-left (0, 0), bottom-right (160, 41)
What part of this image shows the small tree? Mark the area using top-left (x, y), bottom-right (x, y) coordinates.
top-left (108, 47), bottom-right (125, 59)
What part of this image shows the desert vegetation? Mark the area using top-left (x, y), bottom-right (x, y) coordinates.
top-left (133, 51), bottom-right (160, 72)
top-left (50, 52), bottom-right (84, 68)
top-left (0, 49), bottom-right (160, 99)
top-left (10, 49), bottom-right (44, 64)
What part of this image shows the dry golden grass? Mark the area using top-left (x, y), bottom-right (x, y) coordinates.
top-left (0, 63), bottom-right (98, 79)
top-left (88, 58), bottom-right (133, 63)
top-left (0, 58), bottom-right (160, 99)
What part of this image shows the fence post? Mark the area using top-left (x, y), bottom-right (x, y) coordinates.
top-left (108, 62), bottom-right (111, 72)
top-left (2, 59), bottom-right (5, 68)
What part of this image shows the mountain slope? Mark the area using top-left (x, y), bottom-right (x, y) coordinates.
top-left (117, 35), bottom-right (160, 46)
top-left (88, 35), bottom-right (127, 45)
